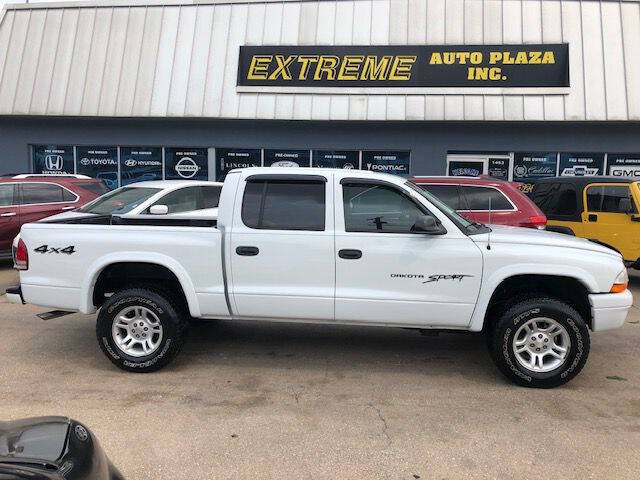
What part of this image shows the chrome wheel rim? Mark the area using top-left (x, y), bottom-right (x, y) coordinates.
top-left (111, 306), bottom-right (163, 357)
top-left (513, 317), bottom-right (571, 373)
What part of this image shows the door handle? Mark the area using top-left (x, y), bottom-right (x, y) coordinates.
top-left (588, 213), bottom-right (598, 222)
top-left (236, 246), bottom-right (259, 256)
top-left (61, 206), bottom-right (75, 211)
top-left (0, 212), bottom-right (16, 217)
top-left (338, 249), bottom-right (362, 259)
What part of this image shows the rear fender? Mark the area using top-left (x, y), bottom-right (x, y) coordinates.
top-left (80, 252), bottom-right (200, 317)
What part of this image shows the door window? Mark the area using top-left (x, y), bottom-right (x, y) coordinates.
top-left (0, 185), bottom-right (16, 206)
top-left (20, 183), bottom-right (76, 204)
top-left (419, 184), bottom-right (461, 210)
top-left (241, 180), bottom-right (325, 231)
top-left (459, 186), bottom-right (514, 211)
top-left (342, 183), bottom-right (428, 233)
top-left (586, 185), bottom-right (635, 213)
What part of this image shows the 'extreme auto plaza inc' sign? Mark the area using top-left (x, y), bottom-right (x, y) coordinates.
top-left (237, 44), bottom-right (569, 94)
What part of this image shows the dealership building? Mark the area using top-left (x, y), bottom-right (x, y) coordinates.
top-left (0, 0), bottom-right (639, 188)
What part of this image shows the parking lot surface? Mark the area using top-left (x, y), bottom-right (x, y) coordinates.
top-left (1, 268), bottom-right (639, 479)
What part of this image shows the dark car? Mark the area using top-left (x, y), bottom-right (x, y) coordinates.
top-left (0, 175), bottom-right (108, 256)
top-left (409, 176), bottom-right (547, 229)
top-left (0, 417), bottom-right (123, 480)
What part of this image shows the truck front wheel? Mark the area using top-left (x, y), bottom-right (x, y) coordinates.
top-left (488, 297), bottom-right (590, 388)
top-left (96, 287), bottom-right (188, 373)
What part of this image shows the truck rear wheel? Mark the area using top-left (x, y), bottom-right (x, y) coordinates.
top-left (488, 297), bottom-right (590, 388)
top-left (96, 287), bottom-right (188, 373)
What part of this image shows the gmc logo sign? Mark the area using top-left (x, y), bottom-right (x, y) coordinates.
top-left (610, 166), bottom-right (640, 178)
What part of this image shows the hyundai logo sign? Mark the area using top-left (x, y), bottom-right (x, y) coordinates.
top-left (124, 159), bottom-right (137, 167)
top-left (44, 154), bottom-right (64, 171)
top-left (175, 157), bottom-right (199, 178)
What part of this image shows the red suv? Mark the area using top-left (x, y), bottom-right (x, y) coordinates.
top-left (409, 176), bottom-right (547, 229)
top-left (0, 174), bottom-right (108, 256)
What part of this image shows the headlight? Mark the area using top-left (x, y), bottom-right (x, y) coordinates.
top-left (610, 269), bottom-right (629, 293)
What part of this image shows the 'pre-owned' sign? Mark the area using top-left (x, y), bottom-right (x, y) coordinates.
top-left (237, 44), bottom-right (569, 92)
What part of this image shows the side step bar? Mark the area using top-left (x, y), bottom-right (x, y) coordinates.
top-left (37, 310), bottom-right (75, 321)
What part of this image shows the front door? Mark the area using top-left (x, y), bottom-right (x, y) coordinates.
top-left (334, 179), bottom-right (483, 327)
top-left (229, 173), bottom-right (335, 320)
top-left (0, 184), bottom-right (20, 252)
top-left (582, 183), bottom-right (640, 261)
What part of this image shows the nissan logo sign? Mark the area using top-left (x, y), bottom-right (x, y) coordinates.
top-left (175, 157), bottom-right (200, 178)
top-left (44, 154), bottom-right (64, 171)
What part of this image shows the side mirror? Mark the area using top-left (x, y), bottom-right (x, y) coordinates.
top-left (413, 215), bottom-right (447, 235)
top-left (149, 205), bottom-right (169, 215)
top-left (619, 197), bottom-right (632, 214)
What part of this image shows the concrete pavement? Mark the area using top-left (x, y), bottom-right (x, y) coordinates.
top-left (0, 267), bottom-right (639, 479)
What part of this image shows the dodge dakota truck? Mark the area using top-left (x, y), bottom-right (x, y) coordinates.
top-left (6, 168), bottom-right (633, 388)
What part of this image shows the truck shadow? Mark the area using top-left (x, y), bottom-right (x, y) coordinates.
top-left (178, 319), bottom-right (500, 384)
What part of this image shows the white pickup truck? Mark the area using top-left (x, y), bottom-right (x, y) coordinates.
top-left (7, 168), bottom-right (633, 387)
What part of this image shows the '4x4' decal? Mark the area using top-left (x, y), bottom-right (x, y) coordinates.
top-left (34, 245), bottom-right (76, 255)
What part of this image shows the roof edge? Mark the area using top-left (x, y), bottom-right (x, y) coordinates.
top-left (5, 0), bottom-right (640, 11)
top-left (4, 0), bottom-right (333, 11)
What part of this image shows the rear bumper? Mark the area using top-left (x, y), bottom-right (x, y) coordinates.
top-left (588, 290), bottom-right (633, 332)
top-left (5, 285), bottom-right (24, 305)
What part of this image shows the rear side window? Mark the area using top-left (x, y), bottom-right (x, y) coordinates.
top-left (199, 186), bottom-right (221, 208)
top-left (0, 184), bottom-right (16, 206)
top-left (586, 185), bottom-right (635, 213)
top-left (20, 183), bottom-right (76, 204)
top-left (460, 186), bottom-right (513, 211)
top-left (76, 181), bottom-right (109, 196)
top-left (532, 183), bottom-right (577, 216)
top-left (242, 180), bottom-right (325, 231)
top-left (420, 184), bottom-right (461, 210)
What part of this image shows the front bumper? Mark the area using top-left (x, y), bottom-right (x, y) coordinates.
top-left (589, 290), bottom-right (634, 331)
top-left (5, 285), bottom-right (24, 305)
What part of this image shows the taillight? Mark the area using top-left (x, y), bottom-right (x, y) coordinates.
top-left (522, 215), bottom-right (547, 229)
top-left (14, 238), bottom-right (28, 270)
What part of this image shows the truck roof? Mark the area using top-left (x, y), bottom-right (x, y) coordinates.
top-left (122, 180), bottom-right (223, 189)
top-left (228, 167), bottom-right (407, 183)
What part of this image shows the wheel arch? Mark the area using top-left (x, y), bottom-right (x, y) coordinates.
top-left (80, 253), bottom-right (200, 317)
top-left (469, 268), bottom-right (596, 332)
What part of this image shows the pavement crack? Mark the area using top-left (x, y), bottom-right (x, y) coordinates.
top-left (368, 403), bottom-right (392, 448)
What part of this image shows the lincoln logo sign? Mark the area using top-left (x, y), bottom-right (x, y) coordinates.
top-left (237, 44), bottom-right (569, 92)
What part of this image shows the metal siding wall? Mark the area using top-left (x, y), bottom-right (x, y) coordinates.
top-left (483, 0), bottom-right (504, 121)
top-left (29, 9), bottom-right (63, 115)
top-left (0, 0), bottom-right (638, 122)
top-left (131, 6), bottom-right (163, 116)
top-left (621, 1), bottom-right (640, 119)
top-left (541, 0), bottom-right (564, 120)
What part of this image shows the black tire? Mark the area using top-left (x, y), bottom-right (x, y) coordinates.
top-left (96, 287), bottom-right (188, 373)
top-left (488, 297), bottom-right (590, 388)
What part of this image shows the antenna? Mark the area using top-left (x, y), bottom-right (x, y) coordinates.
top-left (487, 195), bottom-right (492, 250)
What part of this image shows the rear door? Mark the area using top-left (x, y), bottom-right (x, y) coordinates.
top-left (18, 182), bottom-right (78, 223)
top-left (0, 184), bottom-right (20, 251)
top-left (334, 178), bottom-right (483, 327)
top-left (229, 173), bottom-right (335, 320)
top-left (582, 183), bottom-right (638, 260)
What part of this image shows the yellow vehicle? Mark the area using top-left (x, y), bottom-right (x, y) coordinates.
top-left (532, 177), bottom-right (640, 268)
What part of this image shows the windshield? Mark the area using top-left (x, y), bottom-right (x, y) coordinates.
top-left (405, 181), bottom-right (491, 235)
top-left (77, 187), bottom-right (161, 215)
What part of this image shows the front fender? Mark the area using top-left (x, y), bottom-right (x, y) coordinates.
top-left (468, 263), bottom-right (599, 331)
top-left (79, 252), bottom-right (200, 317)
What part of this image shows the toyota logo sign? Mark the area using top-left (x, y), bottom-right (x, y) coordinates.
top-left (175, 157), bottom-right (199, 178)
